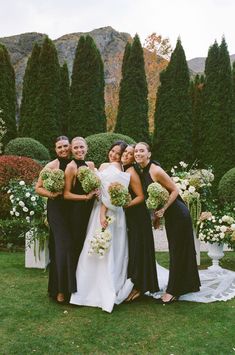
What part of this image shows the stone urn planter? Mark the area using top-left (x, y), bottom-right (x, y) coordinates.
top-left (25, 230), bottom-right (49, 269)
top-left (207, 242), bottom-right (224, 272)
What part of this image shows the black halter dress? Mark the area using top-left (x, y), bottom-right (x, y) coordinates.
top-left (124, 164), bottom-right (159, 294)
top-left (138, 161), bottom-right (201, 297)
top-left (47, 157), bottom-right (76, 299)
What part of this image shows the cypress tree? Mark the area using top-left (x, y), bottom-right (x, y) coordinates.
top-left (201, 39), bottom-right (234, 185)
top-left (69, 35), bottom-right (106, 138)
top-left (114, 35), bottom-right (149, 142)
top-left (114, 42), bottom-right (131, 133)
top-left (232, 61), bottom-right (235, 148)
top-left (58, 62), bottom-right (70, 135)
top-left (0, 44), bottom-right (17, 146)
top-left (30, 37), bottom-right (60, 155)
top-left (19, 43), bottom-right (41, 136)
top-left (152, 39), bottom-right (193, 170)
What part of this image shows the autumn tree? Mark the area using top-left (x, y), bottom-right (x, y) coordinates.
top-left (115, 34), bottom-right (149, 142)
top-left (152, 39), bottom-right (193, 170)
top-left (19, 43), bottom-right (41, 136)
top-left (0, 44), bottom-right (17, 146)
top-left (69, 35), bottom-right (106, 138)
top-left (30, 36), bottom-right (60, 155)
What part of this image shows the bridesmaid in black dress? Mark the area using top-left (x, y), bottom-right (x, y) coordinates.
top-left (64, 137), bottom-right (97, 265)
top-left (121, 145), bottom-right (159, 301)
top-left (134, 142), bottom-right (201, 303)
top-left (35, 136), bottom-right (76, 303)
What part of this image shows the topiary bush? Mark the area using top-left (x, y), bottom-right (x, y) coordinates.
top-left (85, 132), bottom-right (136, 167)
top-left (218, 167), bottom-right (235, 204)
top-left (0, 155), bottom-right (42, 218)
top-left (4, 137), bottom-right (50, 161)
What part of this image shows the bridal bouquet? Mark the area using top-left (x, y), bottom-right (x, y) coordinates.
top-left (108, 182), bottom-right (131, 207)
top-left (146, 182), bottom-right (169, 210)
top-left (88, 216), bottom-right (115, 258)
top-left (77, 166), bottom-right (101, 193)
top-left (40, 168), bottom-right (65, 192)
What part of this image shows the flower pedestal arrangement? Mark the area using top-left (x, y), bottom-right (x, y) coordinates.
top-left (207, 242), bottom-right (224, 272)
top-left (193, 229), bottom-right (201, 266)
top-left (25, 231), bottom-right (49, 269)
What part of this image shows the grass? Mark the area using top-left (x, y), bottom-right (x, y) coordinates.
top-left (0, 251), bottom-right (235, 355)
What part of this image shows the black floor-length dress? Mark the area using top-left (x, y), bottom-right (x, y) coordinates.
top-left (139, 161), bottom-right (201, 297)
top-left (124, 164), bottom-right (159, 294)
top-left (47, 157), bottom-right (76, 299)
top-left (68, 159), bottom-right (94, 264)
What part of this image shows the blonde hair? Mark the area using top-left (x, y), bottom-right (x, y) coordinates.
top-left (71, 136), bottom-right (87, 147)
top-left (136, 142), bottom-right (151, 152)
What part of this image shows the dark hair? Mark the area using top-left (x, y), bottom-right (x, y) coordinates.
top-left (55, 135), bottom-right (70, 143)
top-left (108, 140), bottom-right (128, 156)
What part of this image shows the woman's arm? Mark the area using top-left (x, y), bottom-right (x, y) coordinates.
top-left (125, 167), bottom-right (144, 208)
top-left (151, 165), bottom-right (179, 217)
top-left (63, 163), bottom-right (96, 201)
top-left (100, 203), bottom-right (108, 229)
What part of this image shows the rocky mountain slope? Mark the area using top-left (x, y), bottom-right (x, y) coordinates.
top-left (187, 54), bottom-right (235, 74)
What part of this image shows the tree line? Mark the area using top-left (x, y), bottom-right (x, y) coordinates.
top-left (0, 34), bottom-right (234, 182)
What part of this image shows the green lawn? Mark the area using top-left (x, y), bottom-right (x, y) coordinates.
top-left (1, 251), bottom-right (235, 355)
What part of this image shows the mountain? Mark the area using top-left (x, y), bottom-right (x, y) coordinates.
top-left (187, 54), bottom-right (235, 74)
top-left (0, 27), bottom-right (167, 131)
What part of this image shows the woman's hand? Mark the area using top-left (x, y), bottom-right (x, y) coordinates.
top-left (49, 191), bottom-right (62, 199)
top-left (100, 214), bottom-right (108, 229)
top-left (86, 190), bottom-right (97, 200)
top-left (154, 207), bottom-right (165, 218)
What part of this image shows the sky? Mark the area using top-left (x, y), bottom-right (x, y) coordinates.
top-left (0, 0), bottom-right (234, 60)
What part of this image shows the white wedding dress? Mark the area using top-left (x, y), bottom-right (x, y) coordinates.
top-left (70, 165), bottom-right (133, 312)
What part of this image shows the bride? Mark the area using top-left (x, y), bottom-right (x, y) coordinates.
top-left (70, 141), bottom-right (133, 312)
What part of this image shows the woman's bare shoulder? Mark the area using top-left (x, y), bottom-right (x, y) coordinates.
top-left (86, 161), bottom-right (95, 170)
top-left (44, 159), bottom-right (59, 169)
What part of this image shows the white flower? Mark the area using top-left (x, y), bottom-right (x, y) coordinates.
top-left (19, 201), bottom-right (25, 207)
top-left (25, 192), bottom-right (30, 198)
top-left (26, 217), bottom-right (30, 222)
top-left (7, 189), bottom-right (11, 194)
top-left (179, 161), bottom-right (188, 168)
top-left (188, 186), bottom-right (196, 193)
top-left (15, 212), bottom-right (20, 217)
top-left (220, 225), bottom-right (227, 233)
top-left (23, 207), bottom-right (29, 212)
top-left (29, 211), bottom-right (35, 216)
top-left (19, 180), bottom-right (25, 186)
top-left (219, 232), bottom-right (225, 239)
top-left (31, 196), bottom-right (36, 202)
top-left (181, 184), bottom-right (187, 191)
top-left (231, 224), bottom-right (235, 231)
top-left (10, 211), bottom-right (14, 215)
top-left (10, 194), bottom-right (14, 200)
top-left (173, 176), bottom-right (180, 183)
top-left (171, 168), bottom-right (175, 173)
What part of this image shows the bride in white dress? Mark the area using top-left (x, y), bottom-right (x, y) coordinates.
top-left (70, 142), bottom-right (133, 312)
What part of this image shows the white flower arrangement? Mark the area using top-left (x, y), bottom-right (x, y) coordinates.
top-left (88, 216), bottom-right (115, 258)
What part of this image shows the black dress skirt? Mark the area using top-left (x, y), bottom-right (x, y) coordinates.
top-left (138, 161), bottom-right (201, 297)
top-left (124, 164), bottom-right (159, 294)
top-left (68, 159), bottom-right (94, 265)
top-left (47, 157), bottom-right (76, 299)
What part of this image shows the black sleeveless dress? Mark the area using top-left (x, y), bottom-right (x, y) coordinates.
top-left (138, 161), bottom-right (201, 297)
top-left (124, 164), bottom-right (159, 294)
top-left (47, 157), bottom-right (76, 299)
top-left (68, 159), bottom-right (94, 264)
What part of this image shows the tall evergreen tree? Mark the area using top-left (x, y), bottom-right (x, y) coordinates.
top-left (114, 35), bottom-right (149, 142)
top-left (114, 42), bottom-right (131, 133)
top-left (0, 44), bottom-right (17, 146)
top-left (19, 43), bottom-right (41, 136)
top-left (231, 61), bottom-right (235, 158)
top-left (152, 39), bottom-right (193, 170)
top-left (200, 39), bottom-right (234, 184)
top-left (30, 37), bottom-right (60, 155)
top-left (191, 74), bottom-right (205, 161)
top-left (69, 35), bottom-right (106, 138)
top-left (58, 62), bottom-right (70, 135)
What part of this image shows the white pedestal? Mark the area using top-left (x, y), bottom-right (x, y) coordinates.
top-left (25, 231), bottom-right (49, 269)
top-left (207, 242), bottom-right (224, 272)
top-left (193, 229), bottom-right (201, 266)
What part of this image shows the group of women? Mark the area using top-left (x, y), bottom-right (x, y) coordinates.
top-left (35, 135), bottom-right (200, 313)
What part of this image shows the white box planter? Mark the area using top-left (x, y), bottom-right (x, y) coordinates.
top-left (25, 231), bottom-right (49, 269)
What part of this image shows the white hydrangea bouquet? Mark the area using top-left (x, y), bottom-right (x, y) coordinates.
top-left (108, 182), bottom-right (131, 207)
top-left (88, 216), bottom-right (115, 258)
top-left (77, 166), bottom-right (101, 193)
top-left (171, 161), bottom-right (214, 230)
top-left (40, 168), bottom-right (65, 192)
top-left (146, 182), bottom-right (169, 229)
top-left (198, 211), bottom-right (235, 250)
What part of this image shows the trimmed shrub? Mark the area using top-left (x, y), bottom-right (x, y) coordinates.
top-left (4, 137), bottom-right (50, 160)
top-left (218, 167), bottom-right (235, 204)
top-left (86, 132), bottom-right (136, 168)
top-left (0, 155), bottom-right (42, 218)
top-left (0, 218), bottom-right (28, 249)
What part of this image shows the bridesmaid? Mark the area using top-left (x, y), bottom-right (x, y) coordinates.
top-left (63, 137), bottom-right (97, 265)
top-left (121, 145), bottom-right (159, 301)
top-left (134, 142), bottom-right (201, 303)
top-left (35, 136), bottom-right (75, 303)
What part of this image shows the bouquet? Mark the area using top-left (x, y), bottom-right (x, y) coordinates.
top-left (77, 166), bottom-right (101, 193)
top-left (88, 216), bottom-right (115, 258)
top-left (146, 182), bottom-right (169, 210)
top-left (40, 168), bottom-right (65, 192)
top-left (108, 182), bottom-right (131, 207)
